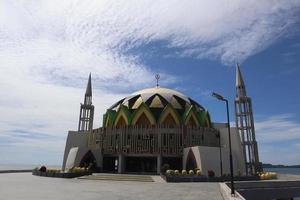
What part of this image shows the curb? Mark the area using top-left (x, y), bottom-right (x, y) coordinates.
top-left (219, 183), bottom-right (245, 200)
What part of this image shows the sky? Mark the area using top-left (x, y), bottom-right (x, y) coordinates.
top-left (0, 0), bottom-right (300, 166)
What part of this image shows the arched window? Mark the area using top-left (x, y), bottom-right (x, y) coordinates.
top-left (159, 105), bottom-right (180, 127)
top-left (131, 104), bottom-right (156, 126)
top-left (115, 116), bottom-right (126, 128)
top-left (186, 115), bottom-right (197, 127)
top-left (135, 112), bottom-right (151, 127)
top-left (162, 113), bottom-right (177, 127)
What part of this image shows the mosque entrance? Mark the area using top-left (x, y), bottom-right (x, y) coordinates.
top-left (163, 157), bottom-right (182, 170)
top-left (125, 157), bottom-right (157, 173)
top-left (103, 156), bottom-right (118, 172)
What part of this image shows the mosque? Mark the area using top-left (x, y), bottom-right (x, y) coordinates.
top-left (62, 64), bottom-right (260, 176)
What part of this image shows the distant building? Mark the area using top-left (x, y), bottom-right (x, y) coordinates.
top-left (62, 65), bottom-right (259, 176)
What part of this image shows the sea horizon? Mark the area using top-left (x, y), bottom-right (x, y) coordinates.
top-left (0, 163), bottom-right (62, 170)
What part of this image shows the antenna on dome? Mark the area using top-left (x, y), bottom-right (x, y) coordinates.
top-left (155, 74), bottom-right (160, 87)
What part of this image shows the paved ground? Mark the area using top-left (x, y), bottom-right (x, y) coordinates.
top-left (0, 173), bottom-right (223, 200)
top-left (277, 173), bottom-right (300, 181)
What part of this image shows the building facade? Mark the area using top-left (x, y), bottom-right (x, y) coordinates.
top-left (62, 66), bottom-right (259, 176)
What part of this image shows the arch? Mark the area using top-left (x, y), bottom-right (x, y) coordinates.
top-left (115, 115), bottom-right (127, 127)
top-left (135, 112), bottom-right (152, 127)
top-left (113, 105), bottom-right (130, 127)
top-left (158, 104), bottom-right (181, 126)
top-left (195, 110), bottom-right (211, 127)
top-left (162, 113), bottom-right (177, 127)
top-left (79, 150), bottom-right (96, 169)
top-left (184, 107), bottom-right (200, 127)
top-left (204, 110), bottom-right (211, 128)
top-left (186, 149), bottom-right (197, 171)
top-left (186, 113), bottom-right (198, 127)
top-left (131, 103), bottom-right (156, 125)
top-left (104, 115), bottom-right (110, 127)
top-left (103, 110), bottom-right (116, 127)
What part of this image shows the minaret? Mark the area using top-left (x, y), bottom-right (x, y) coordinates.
top-left (234, 64), bottom-right (260, 175)
top-left (78, 73), bottom-right (94, 132)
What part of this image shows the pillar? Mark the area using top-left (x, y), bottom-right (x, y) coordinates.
top-left (118, 154), bottom-right (125, 173)
top-left (157, 155), bottom-right (162, 174)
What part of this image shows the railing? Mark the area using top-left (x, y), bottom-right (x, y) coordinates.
top-left (88, 125), bottom-right (219, 156)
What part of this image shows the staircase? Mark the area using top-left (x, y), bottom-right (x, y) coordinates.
top-left (78, 173), bottom-right (154, 182)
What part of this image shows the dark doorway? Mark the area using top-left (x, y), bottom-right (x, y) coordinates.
top-left (162, 157), bottom-right (182, 170)
top-left (126, 157), bottom-right (157, 173)
top-left (186, 150), bottom-right (197, 171)
top-left (103, 156), bottom-right (118, 172)
top-left (80, 150), bottom-right (96, 169)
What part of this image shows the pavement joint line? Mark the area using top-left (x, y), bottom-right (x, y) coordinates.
top-left (78, 174), bottom-right (154, 182)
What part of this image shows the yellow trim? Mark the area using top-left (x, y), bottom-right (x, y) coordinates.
top-left (159, 105), bottom-right (180, 126)
top-left (131, 105), bottom-right (156, 125)
top-left (105, 115), bottom-right (111, 127)
top-left (205, 118), bottom-right (210, 128)
top-left (132, 96), bottom-right (143, 109)
top-left (149, 95), bottom-right (164, 108)
top-left (170, 96), bottom-right (182, 109)
top-left (184, 111), bottom-right (200, 127)
top-left (114, 110), bottom-right (129, 126)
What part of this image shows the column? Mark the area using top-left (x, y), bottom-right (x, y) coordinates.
top-left (118, 154), bottom-right (125, 173)
top-left (157, 155), bottom-right (162, 174)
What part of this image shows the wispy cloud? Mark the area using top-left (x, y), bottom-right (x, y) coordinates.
top-left (256, 114), bottom-right (300, 142)
top-left (255, 114), bottom-right (300, 165)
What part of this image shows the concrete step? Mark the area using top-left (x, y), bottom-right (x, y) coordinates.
top-left (79, 174), bottom-right (154, 182)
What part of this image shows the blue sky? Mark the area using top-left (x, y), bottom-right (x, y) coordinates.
top-left (0, 1), bottom-right (300, 166)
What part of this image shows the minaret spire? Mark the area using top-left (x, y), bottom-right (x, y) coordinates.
top-left (236, 63), bottom-right (246, 97)
top-left (234, 64), bottom-right (260, 175)
top-left (78, 74), bottom-right (94, 132)
top-left (85, 73), bottom-right (92, 97)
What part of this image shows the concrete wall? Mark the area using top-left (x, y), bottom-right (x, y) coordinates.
top-left (62, 131), bottom-right (102, 171)
top-left (183, 125), bottom-right (246, 176)
top-left (216, 124), bottom-right (246, 175)
top-left (183, 146), bottom-right (229, 177)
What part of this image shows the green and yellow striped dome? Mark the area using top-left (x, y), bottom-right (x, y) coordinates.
top-left (103, 87), bottom-right (211, 128)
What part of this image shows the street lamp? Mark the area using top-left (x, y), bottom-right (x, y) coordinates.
top-left (217, 132), bottom-right (223, 177)
top-left (212, 92), bottom-right (235, 195)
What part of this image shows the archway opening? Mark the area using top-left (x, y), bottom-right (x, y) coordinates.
top-left (80, 150), bottom-right (97, 170)
top-left (186, 149), bottom-right (197, 171)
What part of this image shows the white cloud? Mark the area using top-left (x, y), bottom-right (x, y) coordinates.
top-left (0, 0), bottom-right (299, 165)
top-left (259, 144), bottom-right (300, 165)
top-left (256, 114), bottom-right (300, 142)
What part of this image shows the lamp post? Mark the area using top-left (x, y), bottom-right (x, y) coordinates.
top-left (212, 92), bottom-right (235, 195)
top-left (218, 132), bottom-right (223, 177)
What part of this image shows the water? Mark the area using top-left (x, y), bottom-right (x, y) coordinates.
top-left (0, 164), bottom-right (61, 170)
top-left (263, 168), bottom-right (300, 200)
top-left (264, 167), bottom-right (300, 175)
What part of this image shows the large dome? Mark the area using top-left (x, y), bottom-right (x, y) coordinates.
top-left (103, 87), bottom-right (211, 128)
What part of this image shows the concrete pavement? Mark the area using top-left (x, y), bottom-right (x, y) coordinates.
top-left (0, 173), bottom-right (223, 200)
